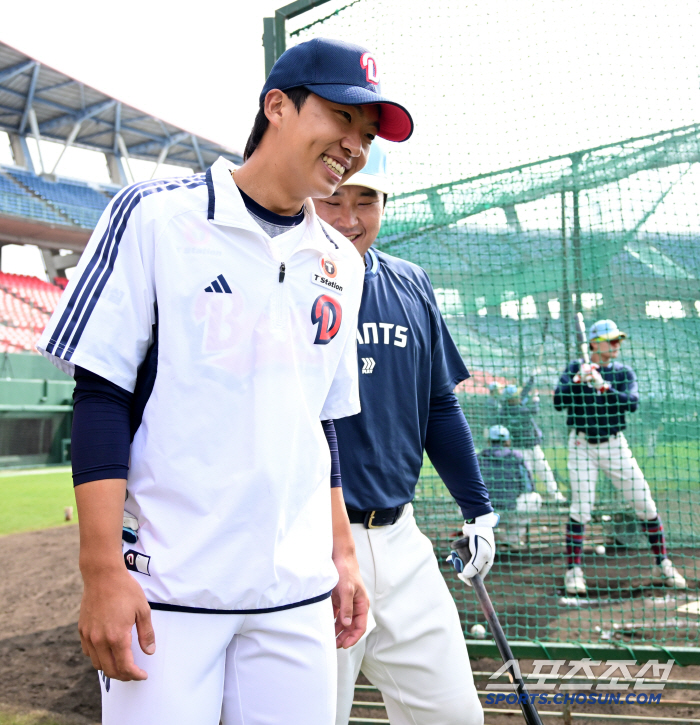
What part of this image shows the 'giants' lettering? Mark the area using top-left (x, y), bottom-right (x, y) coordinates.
top-left (356, 322), bottom-right (408, 347)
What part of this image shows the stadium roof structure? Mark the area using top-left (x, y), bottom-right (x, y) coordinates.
top-left (0, 40), bottom-right (243, 182)
top-left (0, 40), bottom-right (244, 271)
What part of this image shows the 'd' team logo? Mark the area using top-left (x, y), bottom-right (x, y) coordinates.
top-left (311, 294), bottom-right (342, 345)
top-left (360, 52), bottom-right (379, 85)
top-left (319, 256), bottom-right (338, 278)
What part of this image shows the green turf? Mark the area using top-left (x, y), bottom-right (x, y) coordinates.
top-left (0, 707), bottom-right (74, 725)
top-left (0, 466), bottom-right (76, 537)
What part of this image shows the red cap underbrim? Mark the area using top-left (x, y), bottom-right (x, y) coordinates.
top-left (375, 102), bottom-right (414, 142)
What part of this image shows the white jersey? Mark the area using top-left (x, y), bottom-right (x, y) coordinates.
top-left (38, 156), bottom-right (364, 612)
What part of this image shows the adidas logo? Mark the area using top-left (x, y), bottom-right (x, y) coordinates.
top-left (204, 274), bottom-right (232, 294)
top-left (361, 357), bottom-right (376, 374)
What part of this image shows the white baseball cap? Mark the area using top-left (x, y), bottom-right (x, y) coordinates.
top-left (343, 141), bottom-right (391, 194)
top-left (588, 319), bottom-right (627, 342)
top-left (489, 424), bottom-right (510, 442)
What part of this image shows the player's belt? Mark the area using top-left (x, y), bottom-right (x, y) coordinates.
top-left (346, 505), bottom-right (405, 528)
top-left (577, 431), bottom-right (618, 445)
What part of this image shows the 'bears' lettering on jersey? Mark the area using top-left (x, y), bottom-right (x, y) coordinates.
top-left (356, 321), bottom-right (408, 347)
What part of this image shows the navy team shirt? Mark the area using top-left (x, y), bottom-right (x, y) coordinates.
top-left (554, 360), bottom-right (639, 440)
top-left (334, 248), bottom-right (481, 512)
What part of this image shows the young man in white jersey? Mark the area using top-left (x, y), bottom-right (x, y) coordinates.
top-left (37, 39), bottom-right (413, 725)
top-left (314, 145), bottom-right (493, 725)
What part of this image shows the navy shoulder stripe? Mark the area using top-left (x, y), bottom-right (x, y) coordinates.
top-left (45, 174), bottom-right (206, 362)
top-left (206, 167), bottom-right (215, 220)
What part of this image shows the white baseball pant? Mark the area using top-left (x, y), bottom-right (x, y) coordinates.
top-left (567, 430), bottom-right (657, 525)
top-left (100, 598), bottom-right (337, 725)
top-left (336, 504), bottom-right (483, 725)
top-left (497, 491), bottom-right (542, 545)
top-left (516, 445), bottom-right (559, 496)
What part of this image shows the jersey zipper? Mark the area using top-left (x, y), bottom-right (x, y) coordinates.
top-left (271, 261), bottom-right (287, 330)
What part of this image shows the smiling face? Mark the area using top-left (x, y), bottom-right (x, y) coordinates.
top-left (313, 184), bottom-right (384, 257)
top-left (271, 92), bottom-right (380, 201)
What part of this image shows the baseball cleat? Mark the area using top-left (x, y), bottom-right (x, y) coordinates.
top-left (653, 559), bottom-right (687, 589)
top-left (565, 566), bottom-right (587, 595)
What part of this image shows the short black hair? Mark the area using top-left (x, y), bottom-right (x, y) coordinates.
top-left (243, 87), bottom-right (312, 161)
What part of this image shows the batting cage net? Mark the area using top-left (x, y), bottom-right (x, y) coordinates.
top-left (285, 1), bottom-right (700, 656)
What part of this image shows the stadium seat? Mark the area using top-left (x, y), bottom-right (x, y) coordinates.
top-left (4, 167), bottom-right (113, 230)
top-left (0, 274), bottom-right (62, 353)
top-left (1, 165), bottom-right (117, 230)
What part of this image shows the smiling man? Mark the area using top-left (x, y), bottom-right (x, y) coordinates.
top-left (314, 144), bottom-right (493, 725)
top-left (37, 38), bottom-right (412, 725)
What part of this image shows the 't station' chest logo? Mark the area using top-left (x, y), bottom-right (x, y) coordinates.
top-left (320, 256), bottom-right (338, 278)
top-left (311, 294), bottom-right (342, 345)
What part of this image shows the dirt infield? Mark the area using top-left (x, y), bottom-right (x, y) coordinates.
top-left (0, 526), bottom-right (98, 724)
top-left (3, 525), bottom-right (700, 725)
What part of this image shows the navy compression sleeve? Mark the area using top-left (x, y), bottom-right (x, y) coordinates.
top-left (424, 393), bottom-right (493, 520)
top-left (322, 419), bottom-right (342, 488)
top-left (71, 366), bottom-right (132, 486)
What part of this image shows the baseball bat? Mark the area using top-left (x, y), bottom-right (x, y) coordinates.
top-left (574, 312), bottom-right (590, 364)
top-left (471, 573), bottom-right (544, 725)
top-left (521, 316), bottom-right (550, 404)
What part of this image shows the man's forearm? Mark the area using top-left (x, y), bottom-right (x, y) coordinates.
top-left (75, 478), bottom-right (128, 575)
top-left (74, 477), bottom-right (155, 681)
top-left (329, 486), bottom-right (368, 649)
top-left (331, 487), bottom-right (355, 559)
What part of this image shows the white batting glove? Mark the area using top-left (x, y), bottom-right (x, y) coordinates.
top-left (446, 512), bottom-right (499, 586)
top-left (588, 367), bottom-right (610, 393)
top-left (573, 363), bottom-right (592, 383)
top-left (573, 362), bottom-right (594, 384)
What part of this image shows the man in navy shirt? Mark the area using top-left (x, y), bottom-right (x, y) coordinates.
top-left (478, 425), bottom-right (542, 548)
top-left (554, 319), bottom-right (686, 595)
top-left (499, 384), bottom-right (565, 504)
top-left (314, 143), bottom-right (494, 725)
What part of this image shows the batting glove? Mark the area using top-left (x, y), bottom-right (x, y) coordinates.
top-left (573, 362), bottom-right (595, 384)
top-left (446, 512), bottom-right (499, 586)
top-left (588, 367), bottom-right (611, 393)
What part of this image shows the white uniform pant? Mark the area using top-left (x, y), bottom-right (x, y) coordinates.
top-left (567, 430), bottom-right (657, 525)
top-left (516, 445), bottom-right (558, 495)
top-left (497, 491), bottom-right (542, 545)
top-left (100, 598), bottom-right (336, 725)
top-left (336, 504), bottom-right (483, 725)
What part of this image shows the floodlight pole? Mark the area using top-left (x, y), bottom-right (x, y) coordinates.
top-left (561, 190), bottom-right (571, 362)
top-left (263, 0), bottom-right (334, 78)
top-left (571, 152), bottom-right (584, 317)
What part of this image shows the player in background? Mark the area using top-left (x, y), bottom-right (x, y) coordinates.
top-left (499, 384), bottom-right (566, 503)
top-left (314, 143), bottom-right (494, 725)
top-left (478, 425), bottom-right (542, 549)
top-left (37, 39), bottom-right (413, 725)
top-left (486, 381), bottom-right (503, 429)
top-left (554, 319), bottom-right (687, 595)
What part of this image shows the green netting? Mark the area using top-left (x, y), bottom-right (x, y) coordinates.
top-left (287, 1), bottom-right (700, 652)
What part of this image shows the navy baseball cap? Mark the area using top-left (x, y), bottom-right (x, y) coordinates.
top-left (261, 38), bottom-right (413, 143)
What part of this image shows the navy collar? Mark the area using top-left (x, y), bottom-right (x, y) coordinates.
top-left (364, 247), bottom-right (380, 277)
top-left (237, 187), bottom-right (304, 228)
